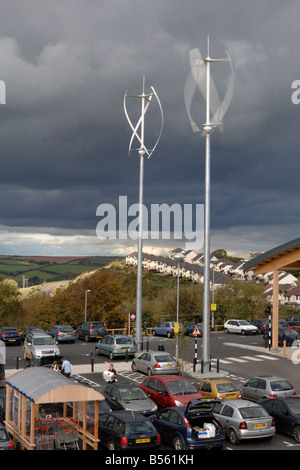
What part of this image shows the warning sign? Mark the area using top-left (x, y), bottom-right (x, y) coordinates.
top-left (192, 325), bottom-right (202, 336)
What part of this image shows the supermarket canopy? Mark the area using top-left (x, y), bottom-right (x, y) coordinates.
top-left (6, 367), bottom-right (104, 404)
top-left (244, 237), bottom-right (300, 275)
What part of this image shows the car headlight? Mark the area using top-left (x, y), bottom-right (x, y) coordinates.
top-left (174, 400), bottom-right (183, 407)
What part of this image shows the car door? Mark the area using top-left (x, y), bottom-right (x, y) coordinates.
top-left (200, 381), bottom-right (212, 398)
top-left (241, 377), bottom-right (260, 400)
top-left (155, 380), bottom-right (171, 409)
top-left (271, 399), bottom-right (293, 435)
top-left (155, 409), bottom-right (180, 445)
top-left (99, 414), bottom-right (117, 447)
top-left (218, 404), bottom-right (235, 433)
top-left (136, 352), bottom-right (151, 374)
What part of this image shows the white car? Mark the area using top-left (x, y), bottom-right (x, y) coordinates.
top-left (224, 320), bottom-right (258, 336)
top-left (23, 332), bottom-right (60, 361)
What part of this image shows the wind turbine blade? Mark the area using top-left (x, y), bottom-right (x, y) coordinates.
top-left (147, 86), bottom-right (164, 158)
top-left (217, 49), bottom-right (234, 126)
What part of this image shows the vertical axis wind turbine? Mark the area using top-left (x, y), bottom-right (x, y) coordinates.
top-left (124, 77), bottom-right (163, 352)
top-left (184, 36), bottom-right (234, 373)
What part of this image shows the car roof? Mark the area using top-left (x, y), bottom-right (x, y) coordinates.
top-left (222, 399), bottom-right (263, 409)
top-left (105, 410), bottom-right (150, 422)
top-left (30, 332), bottom-right (52, 337)
top-left (106, 382), bottom-right (138, 388)
top-left (199, 378), bottom-right (235, 384)
top-left (146, 375), bottom-right (187, 382)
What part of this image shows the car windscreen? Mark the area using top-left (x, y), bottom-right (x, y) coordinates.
top-left (119, 387), bottom-right (147, 400)
top-left (166, 380), bottom-right (198, 395)
top-left (116, 337), bottom-right (132, 344)
top-left (125, 421), bottom-right (156, 434)
top-left (33, 337), bottom-right (55, 345)
top-left (270, 380), bottom-right (293, 391)
top-left (154, 354), bottom-right (175, 363)
top-left (59, 326), bottom-right (74, 332)
top-left (216, 383), bottom-right (238, 393)
top-left (239, 406), bottom-right (269, 419)
top-left (0, 428), bottom-right (8, 441)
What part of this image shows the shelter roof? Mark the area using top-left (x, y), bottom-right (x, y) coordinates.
top-left (243, 238), bottom-right (300, 275)
top-left (6, 367), bottom-right (104, 404)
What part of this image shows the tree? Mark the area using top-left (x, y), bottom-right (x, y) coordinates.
top-left (215, 281), bottom-right (267, 319)
top-left (0, 280), bottom-right (22, 326)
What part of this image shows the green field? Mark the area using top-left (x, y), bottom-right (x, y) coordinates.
top-left (0, 255), bottom-right (124, 286)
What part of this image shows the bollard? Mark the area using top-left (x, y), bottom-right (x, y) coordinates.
top-left (125, 348), bottom-right (128, 363)
top-left (283, 340), bottom-right (287, 356)
top-left (146, 339), bottom-right (149, 352)
top-left (16, 356), bottom-right (19, 370)
top-left (90, 351), bottom-right (94, 373)
top-left (193, 357), bottom-right (197, 373)
top-left (216, 357), bottom-right (219, 373)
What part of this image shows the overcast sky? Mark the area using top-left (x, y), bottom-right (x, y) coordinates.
top-left (0, 0), bottom-right (299, 258)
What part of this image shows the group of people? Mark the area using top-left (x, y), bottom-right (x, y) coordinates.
top-left (51, 357), bottom-right (71, 377)
top-left (51, 358), bottom-right (117, 383)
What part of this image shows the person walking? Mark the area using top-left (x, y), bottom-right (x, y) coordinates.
top-left (108, 363), bottom-right (116, 383)
top-left (61, 357), bottom-right (71, 377)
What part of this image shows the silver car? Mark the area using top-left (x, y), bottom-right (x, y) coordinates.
top-left (239, 375), bottom-right (296, 401)
top-left (23, 332), bottom-right (60, 361)
top-left (131, 350), bottom-right (180, 376)
top-left (212, 399), bottom-right (275, 445)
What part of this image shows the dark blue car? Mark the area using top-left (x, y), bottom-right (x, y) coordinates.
top-left (150, 399), bottom-right (225, 450)
top-left (0, 327), bottom-right (21, 345)
top-left (47, 325), bottom-right (76, 343)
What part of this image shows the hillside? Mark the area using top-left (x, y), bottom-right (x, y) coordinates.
top-left (0, 255), bottom-right (124, 286)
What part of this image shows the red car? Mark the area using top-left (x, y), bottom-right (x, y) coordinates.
top-left (140, 375), bottom-right (203, 410)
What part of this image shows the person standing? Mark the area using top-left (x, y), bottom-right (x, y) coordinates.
top-left (108, 364), bottom-right (116, 383)
top-left (61, 357), bottom-right (71, 377)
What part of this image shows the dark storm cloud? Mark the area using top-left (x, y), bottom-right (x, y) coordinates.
top-left (0, 0), bottom-right (299, 255)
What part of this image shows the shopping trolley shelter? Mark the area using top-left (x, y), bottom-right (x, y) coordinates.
top-left (4, 368), bottom-right (104, 450)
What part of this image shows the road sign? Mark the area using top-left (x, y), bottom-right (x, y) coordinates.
top-left (192, 325), bottom-right (202, 336)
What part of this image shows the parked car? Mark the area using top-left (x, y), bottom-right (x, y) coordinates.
top-left (262, 327), bottom-right (299, 347)
top-left (140, 375), bottom-right (203, 410)
top-left (95, 335), bottom-right (135, 360)
top-left (98, 410), bottom-right (161, 450)
top-left (131, 350), bottom-right (179, 376)
top-left (47, 325), bottom-right (76, 343)
top-left (76, 321), bottom-right (107, 342)
top-left (212, 399), bottom-right (275, 445)
top-left (239, 375), bottom-right (297, 401)
top-left (26, 355), bottom-right (64, 369)
top-left (151, 399), bottom-right (224, 450)
top-left (250, 319), bottom-right (269, 334)
top-left (258, 396), bottom-right (300, 443)
top-left (23, 332), bottom-right (60, 361)
top-left (0, 327), bottom-right (21, 345)
top-left (21, 326), bottom-right (45, 341)
top-left (193, 378), bottom-right (242, 401)
top-left (286, 315), bottom-right (300, 327)
top-left (0, 424), bottom-right (14, 450)
top-left (103, 382), bottom-right (157, 415)
top-left (224, 320), bottom-right (258, 335)
top-left (151, 321), bottom-right (183, 338)
top-left (183, 322), bottom-right (203, 336)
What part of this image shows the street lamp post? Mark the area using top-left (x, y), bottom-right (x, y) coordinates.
top-left (84, 289), bottom-right (91, 322)
top-left (172, 252), bottom-right (186, 362)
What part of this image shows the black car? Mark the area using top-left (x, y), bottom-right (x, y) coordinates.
top-left (98, 410), bottom-right (161, 450)
top-left (258, 397), bottom-right (300, 443)
top-left (21, 326), bottom-right (45, 342)
top-left (0, 327), bottom-right (21, 345)
top-left (250, 319), bottom-right (269, 334)
top-left (262, 327), bottom-right (298, 347)
top-left (76, 321), bottom-right (108, 342)
top-left (103, 382), bottom-right (157, 415)
top-left (286, 315), bottom-right (300, 328)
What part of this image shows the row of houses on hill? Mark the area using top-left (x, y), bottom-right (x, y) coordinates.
top-left (125, 248), bottom-right (300, 306)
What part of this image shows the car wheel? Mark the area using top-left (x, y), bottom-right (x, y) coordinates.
top-left (85, 334), bottom-right (90, 342)
top-left (131, 362), bottom-right (137, 372)
top-left (167, 332), bottom-right (171, 338)
top-left (152, 330), bottom-right (156, 336)
top-left (95, 347), bottom-right (100, 356)
top-left (147, 368), bottom-right (152, 376)
top-left (109, 351), bottom-right (114, 360)
top-left (224, 328), bottom-right (229, 334)
top-left (108, 441), bottom-right (115, 450)
top-left (23, 350), bottom-right (27, 360)
top-left (293, 425), bottom-right (300, 443)
top-left (173, 436), bottom-right (184, 450)
top-left (241, 330), bottom-right (246, 336)
top-left (228, 428), bottom-right (240, 445)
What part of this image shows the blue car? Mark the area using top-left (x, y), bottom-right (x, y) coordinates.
top-left (47, 325), bottom-right (76, 343)
top-left (150, 399), bottom-right (225, 450)
top-left (0, 327), bottom-right (21, 345)
top-left (151, 321), bottom-right (183, 338)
